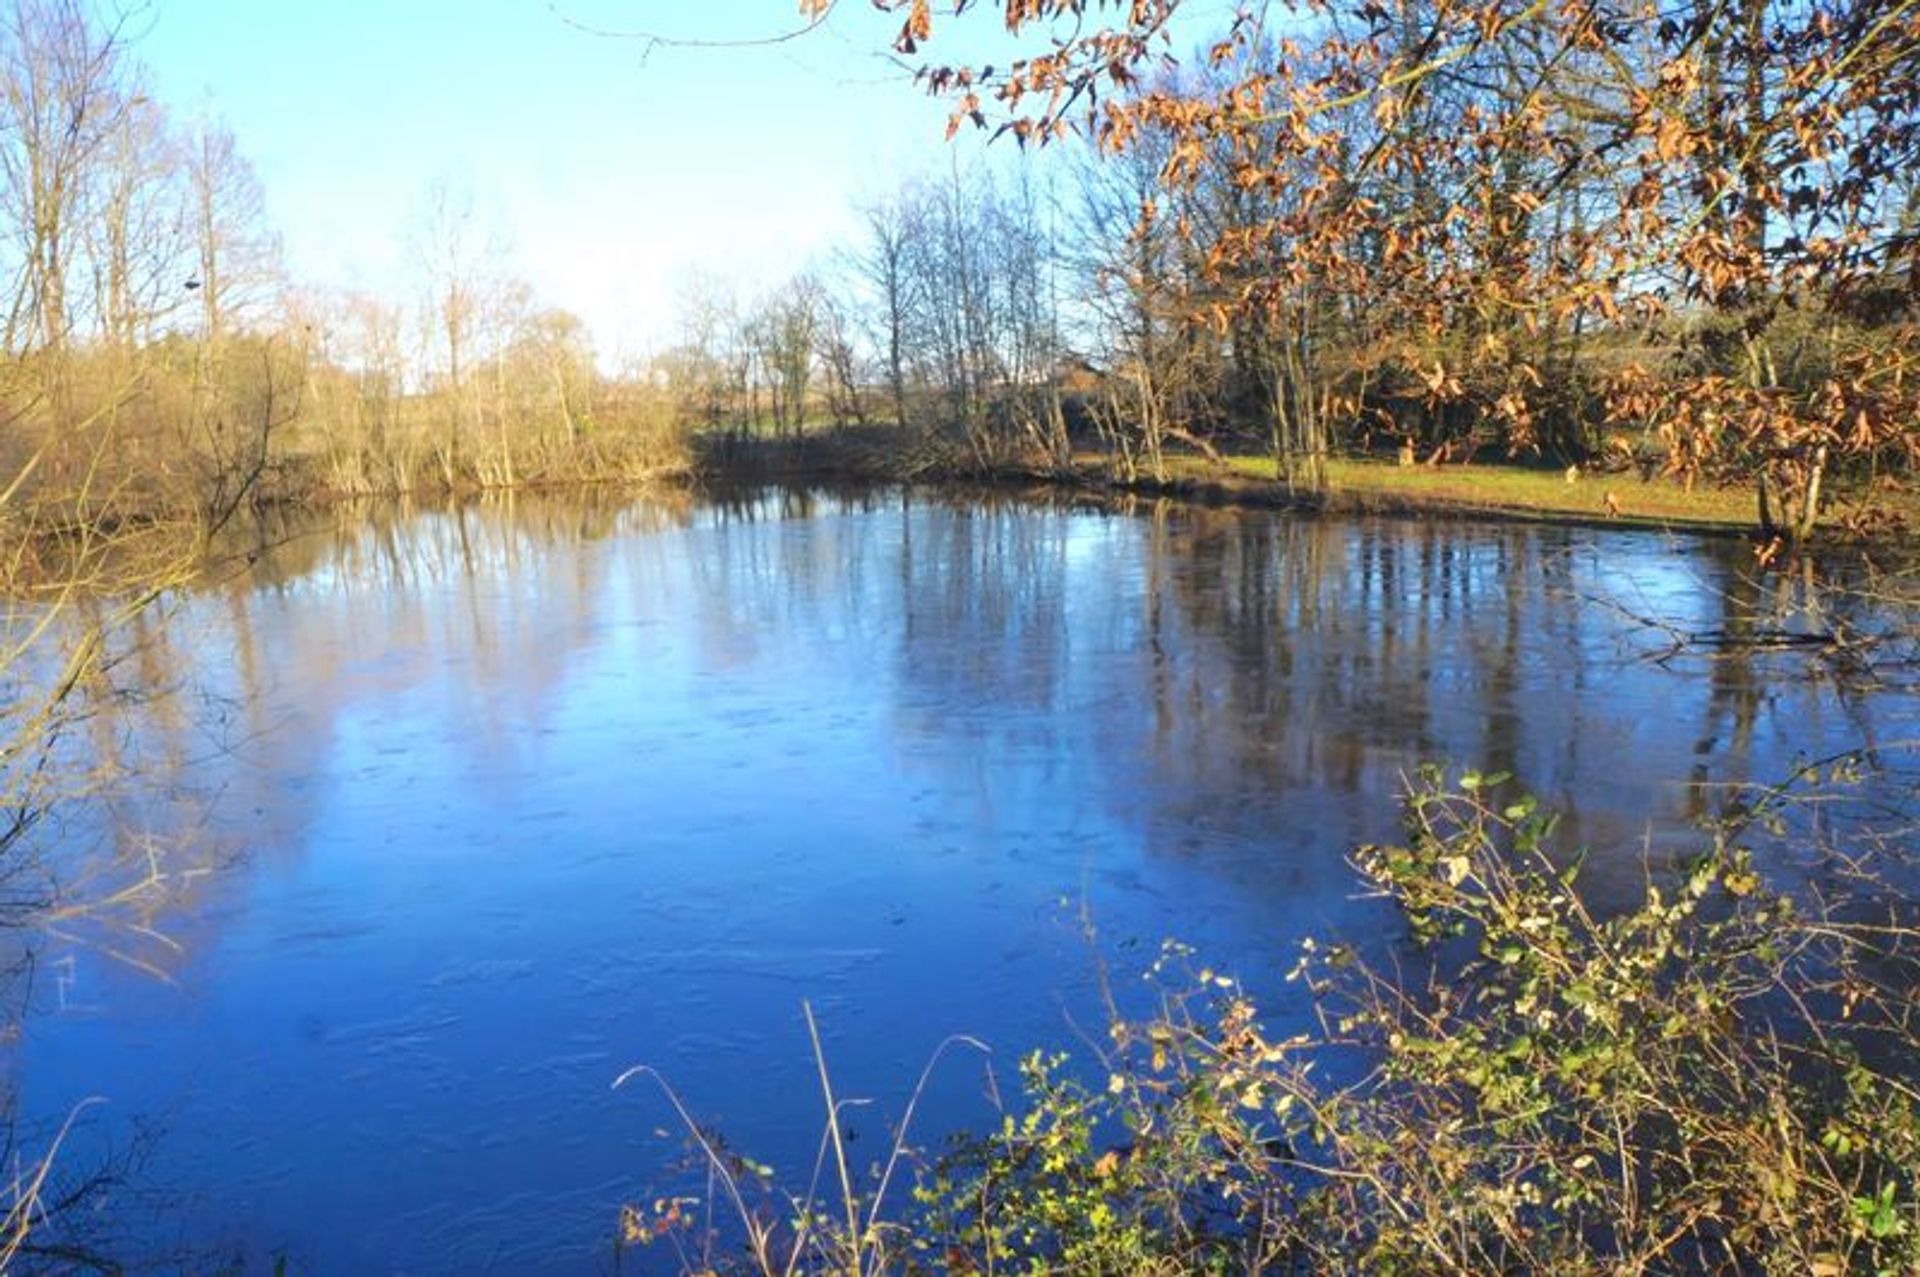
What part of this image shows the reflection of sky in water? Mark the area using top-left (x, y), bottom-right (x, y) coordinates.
top-left (7, 492), bottom-right (1914, 1274)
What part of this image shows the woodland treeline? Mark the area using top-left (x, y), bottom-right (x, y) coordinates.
top-left (645, 0), bottom-right (1920, 548)
top-left (0, 0), bottom-right (689, 539)
top-left (3, 0), bottom-right (1918, 544)
top-left (516, 0), bottom-right (1920, 549)
top-left (733, 0), bottom-right (1920, 544)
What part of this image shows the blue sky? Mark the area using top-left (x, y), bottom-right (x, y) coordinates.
top-left (132, 2), bottom-right (1240, 360)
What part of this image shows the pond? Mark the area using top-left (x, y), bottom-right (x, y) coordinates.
top-left (11, 487), bottom-right (1916, 1274)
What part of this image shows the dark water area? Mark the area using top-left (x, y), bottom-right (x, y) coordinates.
top-left (9, 487), bottom-right (1916, 1273)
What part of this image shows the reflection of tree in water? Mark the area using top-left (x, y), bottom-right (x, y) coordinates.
top-left (31, 488), bottom-right (1915, 971)
top-left (805, 496), bottom-right (1918, 915)
top-left (1677, 553), bottom-right (1920, 897)
top-left (4, 488), bottom-right (720, 1271)
top-left (213, 496), bottom-right (1920, 909)
top-left (5, 487), bottom-right (1915, 1270)
top-left (0, 613), bottom-right (198, 1271)
top-left (29, 490), bottom-right (702, 977)
top-left (1120, 510), bottom-right (1605, 894)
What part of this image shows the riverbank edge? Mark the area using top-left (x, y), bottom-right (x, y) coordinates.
top-left (24, 428), bottom-right (1913, 578)
top-left (686, 429), bottom-right (1786, 544)
top-left (1046, 462), bottom-right (1761, 540)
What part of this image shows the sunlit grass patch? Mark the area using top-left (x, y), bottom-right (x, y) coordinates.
top-left (1151, 451), bottom-right (1920, 537)
top-left (1195, 453), bottom-right (1760, 527)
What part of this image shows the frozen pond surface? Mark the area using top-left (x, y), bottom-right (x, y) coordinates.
top-left (13, 488), bottom-right (1914, 1274)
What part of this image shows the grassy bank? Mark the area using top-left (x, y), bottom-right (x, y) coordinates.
top-left (690, 425), bottom-right (1918, 546)
top-left (1170, 454), bottom-right (1765, 531)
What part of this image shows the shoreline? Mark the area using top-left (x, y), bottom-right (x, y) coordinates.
top-left (15, 428), bottom-right (1917, 580)
top-left (681, 428), bottom-right (1886, 549)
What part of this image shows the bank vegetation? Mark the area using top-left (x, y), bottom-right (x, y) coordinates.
top-left (5, 0), bottom-right (1919, 549)
top-left (624, 768), bottom-right (1920, 1275)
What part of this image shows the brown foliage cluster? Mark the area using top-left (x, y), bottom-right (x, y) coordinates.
top-left (877, 0), bottom-right (1920, 537)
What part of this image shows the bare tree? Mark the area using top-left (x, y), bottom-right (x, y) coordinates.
top-left (0, 0), bottom-right (133, 359)
top-left (751, 274), bottom-right (822, 436)
top-left (667, 269), bottom-right (738, 430)
top-left (185, 115), bottom-right (280, 350)
top-left (814, 285), bottom-right (868, 428)
top-left (85, 87), bottom-right (188, 350)
top-left (855, 192), bottom-right (919, 427)
top-left (410, 177), bottom-right (494, 483)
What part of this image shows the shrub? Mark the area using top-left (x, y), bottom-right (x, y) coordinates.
top-left (633, 769), bottom-right (1920, 1274)
top-left (912, 769), bottom-right (1920, 1274)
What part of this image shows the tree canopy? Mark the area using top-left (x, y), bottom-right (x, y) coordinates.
top-left (854, 0), bottom-right (1920, 536)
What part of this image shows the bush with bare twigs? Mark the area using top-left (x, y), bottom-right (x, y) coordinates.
top-left (632, 767), bottom-right (1920, 1275)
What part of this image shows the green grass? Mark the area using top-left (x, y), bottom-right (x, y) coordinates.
top-left (1156, 454), bottom-right (1770, 532)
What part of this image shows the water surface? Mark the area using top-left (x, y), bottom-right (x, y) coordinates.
top-left (13, 488), bottom-right (1914, 1273)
